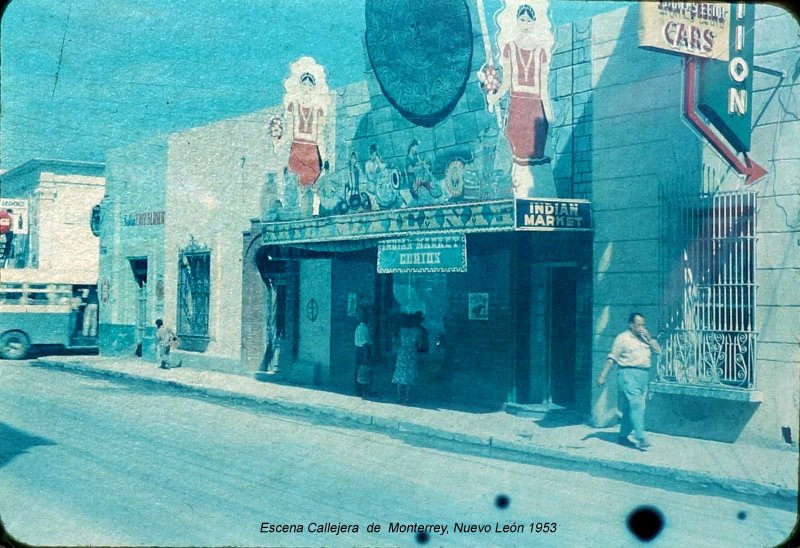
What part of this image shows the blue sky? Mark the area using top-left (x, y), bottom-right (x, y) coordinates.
top-left (0, 0), bottom-right (621, 170)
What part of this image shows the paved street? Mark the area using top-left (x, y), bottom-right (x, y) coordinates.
top-left (0, 364), bottom-right (795, 547)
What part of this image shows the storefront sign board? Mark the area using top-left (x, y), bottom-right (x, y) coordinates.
top-left (639, 2), bottom-right (732, 60)
top-left (378, 234), bottom-right (467, 273)
top-left (515, 199), bottom-right (593, 231)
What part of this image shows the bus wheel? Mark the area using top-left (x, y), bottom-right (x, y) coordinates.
top-left (0, 331), bottom-right (30, 360)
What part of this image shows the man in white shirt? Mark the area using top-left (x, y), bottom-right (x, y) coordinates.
top-left (155, 319), bottom-right (180, 370)
top-left (596, 312), bottom-right (661, 450)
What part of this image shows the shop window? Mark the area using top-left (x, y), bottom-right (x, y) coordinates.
top-left (177, 238), bottom-right (211, 351)
top-left (658, 190), bottom-right (756, 389)
top-left (388, 272), bottom-right (448, 368)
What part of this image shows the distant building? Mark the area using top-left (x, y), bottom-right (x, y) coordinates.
top-left (0, 159), bottom-right (105, 279)
top-left (98, 114), bottom-right (274, 367)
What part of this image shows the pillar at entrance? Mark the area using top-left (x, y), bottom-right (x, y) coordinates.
top-left (241, 228), bottom-right (267, 372)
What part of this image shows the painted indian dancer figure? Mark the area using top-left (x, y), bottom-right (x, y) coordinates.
top-left (487, 1), bottom-right (554, 198)
top-left (283, 57), bottom-right (332, 191)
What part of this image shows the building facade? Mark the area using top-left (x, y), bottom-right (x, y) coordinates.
top-left (99, 2), bottom-right (799, 447)
top-left (0, 159), bottom-right (105, 277)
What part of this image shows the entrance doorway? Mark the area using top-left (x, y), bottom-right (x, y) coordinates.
top-left (524, 264), bottom-right (578, 408)
top-left (129, 258), bottom-right (148, 353)
top-left (547, 266), bottom-right (577, 408)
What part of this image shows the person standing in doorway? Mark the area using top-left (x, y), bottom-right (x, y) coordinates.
top-left (354, 308), bottom-right (373, 398)
top-left (82, 289), bottom-right (99, 338)
top-left (155, 319), bottom-right (180, 370)
top-left (392, 312), bottom-right (423, 404)
top-left (596, 312), bottom-right (661, 450)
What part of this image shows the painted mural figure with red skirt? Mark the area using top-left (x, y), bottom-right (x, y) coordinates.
top-left (283, 57), bottom-right (332, 192)
top-left (487, 1), bottom-right (554, 198)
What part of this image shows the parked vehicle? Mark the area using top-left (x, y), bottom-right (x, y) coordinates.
top-left (0, 269), bottom-right (98, 359)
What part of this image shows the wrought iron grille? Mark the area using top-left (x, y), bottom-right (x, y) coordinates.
top-left (177, 238), bottom-right (210, 339)
top-left (658, 190), bottom-right (757, 389)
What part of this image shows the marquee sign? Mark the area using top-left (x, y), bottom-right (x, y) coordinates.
top-left (640, 2), bottom-right (731, 60)
top-left (378, 235), bottom-right (467, 273)
top-left (514, 198), bottom-right (593, 232)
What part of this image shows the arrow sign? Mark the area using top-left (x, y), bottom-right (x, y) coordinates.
top-left (684, 57), bottom-right (767, 185)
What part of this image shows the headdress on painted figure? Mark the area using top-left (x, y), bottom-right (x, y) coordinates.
top-left (494, 0), bottom-right (554, 58)
top-left (283, 56), bottom-right (332, 115)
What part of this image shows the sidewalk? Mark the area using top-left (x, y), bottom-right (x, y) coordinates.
top-left (31, 355), bottom-right (799, 504)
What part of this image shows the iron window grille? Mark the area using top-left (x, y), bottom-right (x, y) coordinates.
top-left (658, 189), bottom-right (757, 389)
top-left (177, 237), bottom-right (210, 350)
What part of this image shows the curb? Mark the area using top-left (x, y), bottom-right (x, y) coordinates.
top-left (31, 359), bottom-right (798, 503)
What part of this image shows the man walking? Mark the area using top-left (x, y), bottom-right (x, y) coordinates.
top-left (155, 319), bottom-right (180, 370)
top-left (596, 312), bottom-right (661, 450)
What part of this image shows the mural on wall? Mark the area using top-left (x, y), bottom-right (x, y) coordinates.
top-left (364, 0), bottom-right (473, 127)
top-left (282, 56), bottom-right (335, 210)
top-left (482, 0), bottom-right (555, 198)
top-left (268, 115), bottom-right (285, 154)
top-left (263, 1), bottom-right (559, 224)
top-left (363, 143), bottom-right (398, 210)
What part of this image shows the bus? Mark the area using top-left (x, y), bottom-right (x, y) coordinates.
top-left (0, 269), bottom-right (98, 359)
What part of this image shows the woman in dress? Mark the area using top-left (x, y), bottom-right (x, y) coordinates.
top-left (487, 1), bottom-right (554, 197)
top-left (392, 312), bottom-right (423, 403)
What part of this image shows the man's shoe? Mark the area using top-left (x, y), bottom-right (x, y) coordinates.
top-left (635, 438), bottom-right (652, 451)
top-left (617, 435), bottom-right (635, 447)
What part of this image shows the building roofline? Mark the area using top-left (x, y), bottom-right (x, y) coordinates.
top-left (0, 158), bottom-right (106, 179)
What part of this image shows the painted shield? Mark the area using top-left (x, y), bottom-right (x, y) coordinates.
top-left (365, 0), bottom-right (473, 127)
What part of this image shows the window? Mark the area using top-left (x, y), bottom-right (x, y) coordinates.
top-left (659, 190), bottom-right (756, 388)
top-left (177, 238), bottom-right (211, 350)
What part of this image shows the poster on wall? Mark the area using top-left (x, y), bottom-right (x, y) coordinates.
top-left (0, 198), bottom-right (31, 267)
top-left (468, 293), bottom-right (489, 321)
top-left (347, 292), bottom-right (358, 317)
top-left (0, 199), bottom-right (29, 234)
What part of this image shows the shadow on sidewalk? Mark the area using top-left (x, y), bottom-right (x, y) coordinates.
top-left (532, 410), bottom-right (588, 428)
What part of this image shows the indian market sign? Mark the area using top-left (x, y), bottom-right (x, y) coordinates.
top-left (514, 199), bottom-right (593, 231)
top-left (639, 2), bottom-right (731, 60)
top-left (378, 235), bottom-right (467, 273)
top-left (697, 2), bottom-right (755, 152)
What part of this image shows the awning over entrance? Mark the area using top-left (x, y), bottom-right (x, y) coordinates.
top-left (260, 198), bottom-right (592, 246)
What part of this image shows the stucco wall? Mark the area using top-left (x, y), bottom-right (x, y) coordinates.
top-left (589, 4), bottom-right (800, 447)
top-left (35, 172), bottom-right (105, 278)
top-left (99, 137), bottom-right (167, 356)
top-left (165, 110), bottom-right (280, 366)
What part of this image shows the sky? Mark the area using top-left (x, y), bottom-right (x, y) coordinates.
top-left (0, 0), bottom-right (621, 170)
